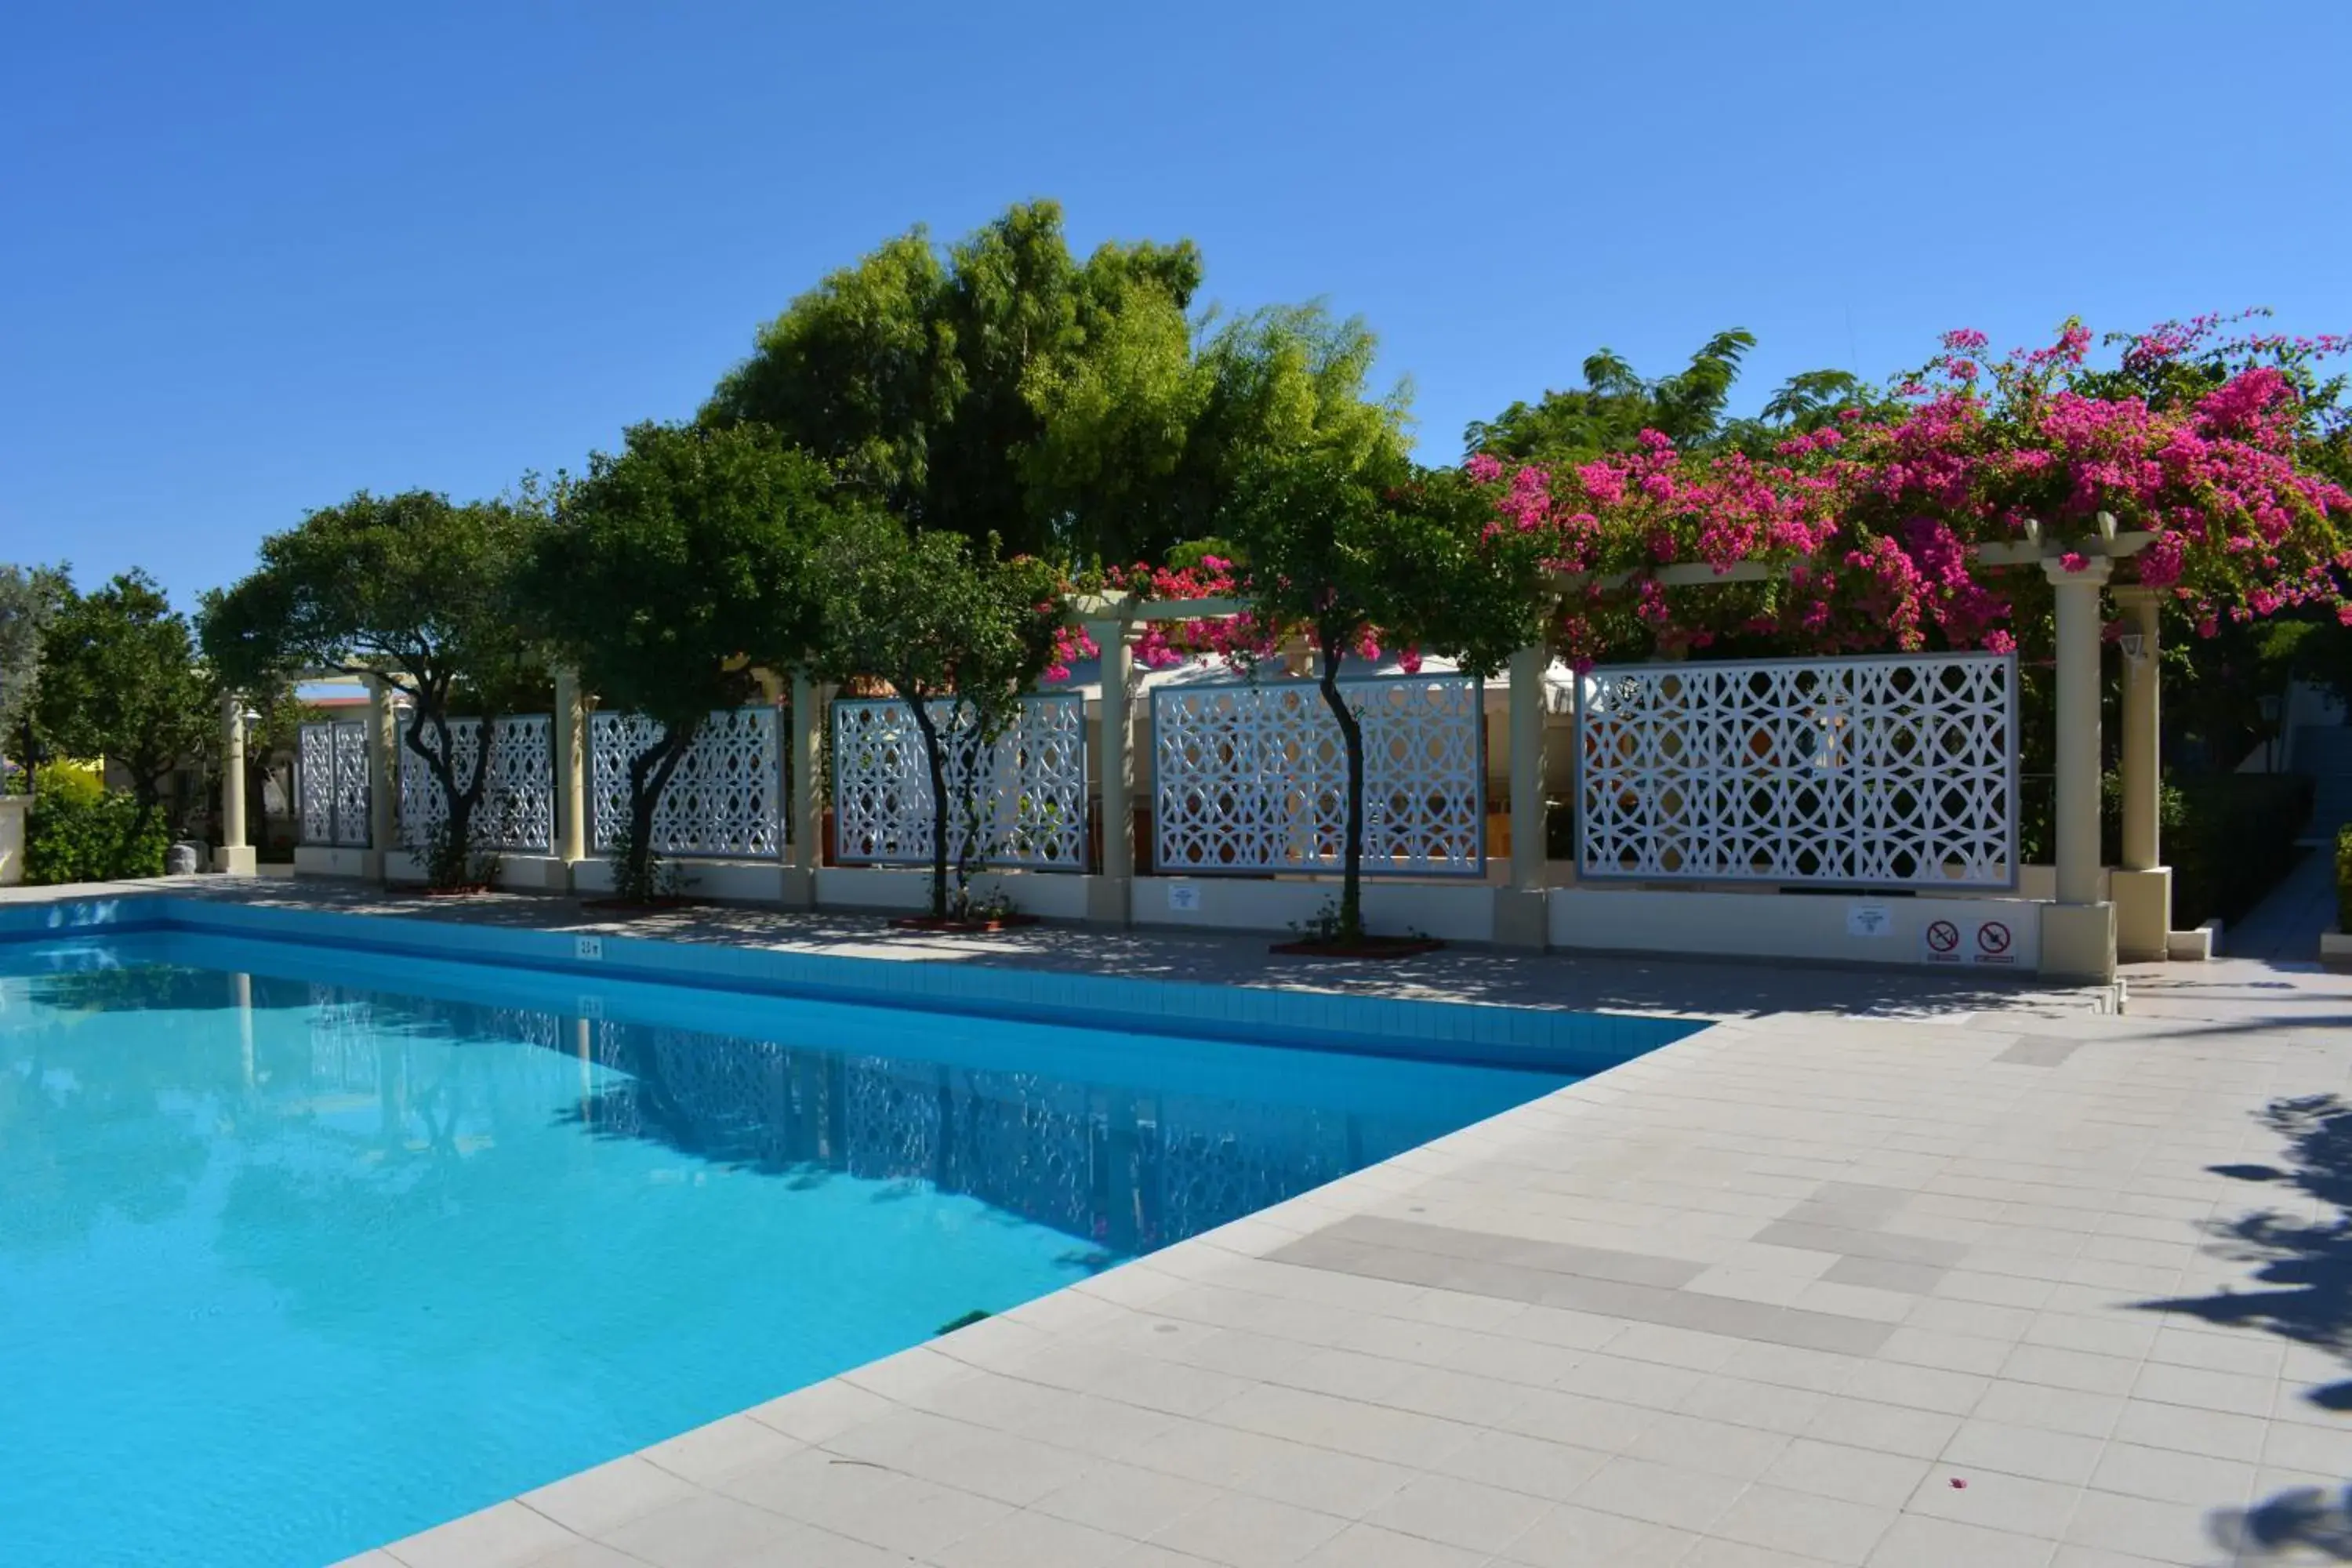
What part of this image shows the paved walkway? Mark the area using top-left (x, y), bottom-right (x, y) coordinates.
top-left (2222, 848), bottom-right (2342, 967)
top-left (17, 880), bottom-right (2352, 1566)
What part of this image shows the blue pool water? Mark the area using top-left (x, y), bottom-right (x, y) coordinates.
top-left (0, 927), bottom-right (1588, 1568)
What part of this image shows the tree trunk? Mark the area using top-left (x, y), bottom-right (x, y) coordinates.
top-left (907, 691), bottom-right (949, 920)
top-left (401, 691), bottom-right (493, 886)
top-left (622, 722), bottom-right (695, 902)
top-left (1317, 636), bottom-right (1366, 942)
top-left (948, 700), bottom-right (994, 916)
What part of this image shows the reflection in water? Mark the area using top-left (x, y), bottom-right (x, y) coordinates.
top-left (302, 982), bottom-right (1413, 1260)
top-left (7, 953), bottom-right (1522, 1271)
top-left (575, 1016), bottom-right (1383, 1257)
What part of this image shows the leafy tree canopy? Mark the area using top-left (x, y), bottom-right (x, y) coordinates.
top-left (201, 488), bottom-right (544, 709)
top-left (1221, 436), bottom-right (1544, 940)
top-left (811, 514), bottom-right (1065, 916)
top-left (201, 488), bottom-right (546, 882)
top-left (37, 570), bottom-right (216, 809)
top-left (524, 421), bottom-right (848, 897)
top-left (0, 562), bottom-right (70, 779)
top-left (1465, 328), bottom-right (1889, 466)
top-left (708, 201), bottom-right (1202, 561)
top-left (706, 201), bottom-right (1417, 569)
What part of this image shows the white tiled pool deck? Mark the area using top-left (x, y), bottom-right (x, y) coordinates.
top-left (16, 880), bottom-right (2352, 1566)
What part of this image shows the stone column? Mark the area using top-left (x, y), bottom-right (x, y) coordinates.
top-left (782, 670), bottom-right (825, 909)
top-left (1086, 619), bottom-right (1134, 926)
top-left (2111, 585), bottom-right (2172, 960)
top-left (553, 666), bottom-right (588, 887)
top-left (361, 673), bottom-right (399, 881)
top-left (1494, 644), bottom-right (1550, 947)
top-left (215, 691), bottom-right (256, 874)
top-left (2040, 557), bottom-right (2116, 982)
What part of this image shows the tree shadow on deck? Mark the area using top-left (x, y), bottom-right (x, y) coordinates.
top-left (176, 878), bottom-right (2085, 1022)
top-left (2141, 1095), bottom-right (2352, 1561)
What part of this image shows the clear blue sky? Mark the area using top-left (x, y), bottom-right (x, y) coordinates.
top-left (5, 1), bottom-right (2347, 609)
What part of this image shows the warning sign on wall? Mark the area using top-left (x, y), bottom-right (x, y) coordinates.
top-left (1973, 919), bottom-right (2016, 966)
top-left (1923, 913), bottom-right (2022, 967)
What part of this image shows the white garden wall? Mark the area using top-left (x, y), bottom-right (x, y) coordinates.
top-left (1549, 885), bottom-right (2045, 972)
top-left (569, 858), bottom-right (791, 904)
top-left (816, 866), bottom-right (1092, 920)
top-left (293, 845), bottom-right (371, 878)
top-left (1131, 875), bottom-right (1497, 942)
top-left (382, 851), bottom-right (571, 892)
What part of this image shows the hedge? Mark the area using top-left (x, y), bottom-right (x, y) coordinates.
top-left (24, 769), bottom-right (169, 885)
top-left (2336, 822), bottom-right (2352, 935)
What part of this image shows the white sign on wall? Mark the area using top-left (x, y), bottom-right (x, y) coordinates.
top-left (1846, 903), bottom-right (1893, 938)
top-left (1167, 881), bottom-right (1202, 913)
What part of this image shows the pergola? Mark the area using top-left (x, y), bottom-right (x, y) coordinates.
top-left (220, 522), bottom-right (2166, 982)
top-left (1065, 517), bottom-right (2166, 982)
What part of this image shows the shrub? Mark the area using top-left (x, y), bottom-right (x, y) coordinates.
top-left (24, 769), bottom-right (169, 884)
top-left (2168, 773), bottom-right (2317, 930)
top-left (2337, 822), bottom-right (2352, 935)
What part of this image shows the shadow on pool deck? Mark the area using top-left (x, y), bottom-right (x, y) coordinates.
top-left (2143, 1095), bottom-right (2352, 1563)
top-left (42, 874), bottom-right (2118, 1025)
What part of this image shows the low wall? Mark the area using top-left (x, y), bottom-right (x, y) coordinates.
top-left (293, 845), bottom-right (371, 878)
top-left (0, 797), bottom-right (25, 887)
top-left (383, 851), bottom-right (572, 892)
top-left (572, 858), bottom-right (789, 904)
top-left (1550, 885), bottom-right (2044, 972)
top-left (271, 844), bottom-right (2076, 973)
top-left (816, 866), bottom-right (1092, 921)
top-left (1132, 874), bottom-right (1498, 943)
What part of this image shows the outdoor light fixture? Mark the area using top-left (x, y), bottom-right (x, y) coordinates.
top-left (2118, 633), bottom-right (2147, 666)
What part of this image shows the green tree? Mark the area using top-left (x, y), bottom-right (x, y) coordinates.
top-left (201, 492), bottom-right (543, 887)
top-left (521, 423), bottom-right (840, 902)
top-left (1227, 445), bottom-right (1544, 943)
top-left (0, 562), bottom-right (70, 786)
top-left (706, 200), bottom-right (1207, 564)
top-left (36, 570), bottom-right (216, 814)
top-left (1465, 330), bottom-right (1886, 464)
top-left (811, 516), bottom-right (1065, 920)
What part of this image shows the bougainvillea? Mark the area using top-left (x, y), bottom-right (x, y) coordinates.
top-left (1095, 556), bottom-right (1274, 668)
top-left (1465, 316), bottom-right (2352, 666)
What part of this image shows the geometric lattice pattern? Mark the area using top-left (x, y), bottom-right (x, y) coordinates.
top-left (1151, 675), bottom-right (1485, 877)
top-left (297, 720), bottom-right (372, 847)
top-left (396, 714), bottom-right (554, 853)
top-left (831, 694), bottom-right (1088, 870)
top-left (1575, 652), bottom-right (2017, 887)
top-left (589, 706), bottom-right (783, 860)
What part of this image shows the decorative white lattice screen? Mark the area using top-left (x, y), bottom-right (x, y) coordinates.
top-left (297, 720), bottom-right (371, 847)
top-left (590, 706), bottom-right (783, 859)
top-left (831, 694), bottom-right (1088, 869)
top-left (1152, 675), bottom-right (1486, 877)
top-left (396, 714), bottom-right (554, 853)
top-left (1574, 652), bottom-right (2017, 887)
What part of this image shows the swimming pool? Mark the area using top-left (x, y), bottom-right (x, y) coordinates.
top-left (0, 901), bottom-right (1689, 1567)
